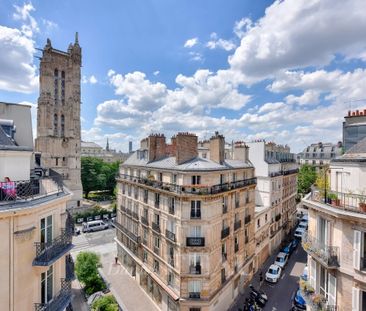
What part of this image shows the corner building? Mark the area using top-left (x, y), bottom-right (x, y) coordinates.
top-left (116, 132), bottom-right (257, 311)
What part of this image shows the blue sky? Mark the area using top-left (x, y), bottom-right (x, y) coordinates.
top-left (0, 0), bottom-right (366, 152)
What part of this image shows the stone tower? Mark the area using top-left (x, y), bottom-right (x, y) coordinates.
top-left (35, 34), bottom-right (83, 208)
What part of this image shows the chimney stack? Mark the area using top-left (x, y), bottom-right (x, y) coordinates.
top-left (175, 132), bottom-right (198, 164)
top-left (209, 131), bottom-right (225, 164)
top-left (148, 134), bottom-right (166, 161)
top-left (233, 141), bottom-right (248, 162)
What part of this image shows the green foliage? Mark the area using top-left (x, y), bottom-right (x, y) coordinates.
top-left (73, 205), bottom-right (111, 222)
top-left (297, 164), bottom-right (317, 195)
top-left (315, 168), bottom-right (330, 196)
top-left (92, 295), bottom-right (119, 311)
top-left (327, 193), bottom-right (338, 200)
top-left (81, 157), bottom-right (120, 198)
top-left (75, 251), bottom-right (106, 295)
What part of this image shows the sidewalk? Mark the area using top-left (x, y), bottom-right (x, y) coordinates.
top-left (71, 279), bottom-right (89, 311)
top-left (98, 252), bottom-right (159, 311)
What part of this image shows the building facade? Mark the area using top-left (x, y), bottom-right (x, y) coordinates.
top-left (298, 142), bottom-right (343, 170)
top-left (81, 141), bottom-right (129, 163)
top-left (343, 109), bottom-right (366, 152)
top-left (302, 137), bottom-right (366, 310)
top-left (35, 35), bottom-right (82, 208)
top-left (0, 102), bottom-right (74, 311)
top-left (116, 132), bottom-right (257, 311)
top-left (246, 140), bottom-right (298, 261)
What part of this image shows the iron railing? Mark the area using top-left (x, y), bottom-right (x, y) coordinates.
top-left (165, 229), bottom-right (176, 242)
top-left (65, 255), bottom-right (75, 281)
top-left (309, 188), bottom-right (366, 215)
top-left (302, 232), bottom-right (339, 268)
top-left (186, 237), bottom-right (205, 247)
top-left (34, 279), bottom-right (72, 311)
top-left (0, 176), bottom-right (64, 207)
top-left (118, 174), bottom-right (256, 196)
top-left (33, 229), bottom-right (73, 266)
top-left (221, 227), bottom-right (230, 239)
top-left (299, 284), bottom-right (337, 311)
top-left (115, 222), bottom-right (141, 244)
top-left (234, 220), bottom-right (242, 231)
top-left (189, 292), bottom-right (201, 299)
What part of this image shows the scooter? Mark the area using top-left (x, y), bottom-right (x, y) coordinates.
top-left (244, 298), bottom-right (262, 311)
top-left (249, 285), bottom-right (268, 307)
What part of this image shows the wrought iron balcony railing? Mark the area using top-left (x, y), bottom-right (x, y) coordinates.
top-left (165, 229), bottom-right (176, 242)
top-left (234, 220), bottom-right (242, 231)
top-left (65, 255), bottom-right (75, 281)
top-left (141, 216), bottom-right (149, 226)
top-left (221, 227), bottom-right (230, 239)
top-left (152, 222), bottom-right (160, 233)
top-left (186, 237), bottom-right (205, 247)
top-left (189, 292), bottom-right (201, 299)
top-left (132, 211), bottom-right (139, 220)
top-left (115, 222), bottom-right (141, 244)
top-left (309, 188), bottom-right (366, 215)
top-left (33, 229), bottom-right (73, 266)
top-left (34, 278), bottom-right (72, 311)
top-left (0, 176), bottom-right (64, 207)
top-left (190, 210), bottom-right (201, 219)
top-left (302, 232), bottom-right (339, 268)
top-left (118, 174), bottom-right (256, 196)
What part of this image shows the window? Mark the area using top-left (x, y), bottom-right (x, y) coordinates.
top-left (168, 272), bottom-right (174, 286)
top-left (190, 226), bottom-right (201, 238)
top-left (153, 259), bottom-right (159, 273)
top-left (191, 176), bottom-right (201, 185)
top-left (257, 219), bottom-right (260, 228)
top-left (143, 250), bottom-right (148, 262)
top-left (61, 115), bottom-right (65, 137)
top-left (159, 173), bottom-right (163, 182)
top-left (191, 201), bottom-right (201, 219)
top-left (41, 265), bottom-right (53, 303)
top-left (222, 242), bottom-right (227, 260)
top-left (154, 236), bottom-right (160, 249)
top-left (40, 215), bottom-right (53, 246)
top-left (169, 197), bottom-right (175, 214)
top-left (143, 209), bottom-right (148, 220)
top-left (353, 230), bottom-right (366, 270)
top-left (53, 114), bottom-right (58, 136)
top-left (154, 193), bottom-right (160, 208)
top-left (265, 214), bottom-right (268, 222)
top-left (188, 280), bottom-right (201, 295)
top-left (154, 214), bottom-right (160, 225)
top-left (172, 174), bottom-right (177, 184)
top-left (143, 189), bottom-right (148, 203)
top-left (189, 253), bottom-right (201, 274)
top-left (220, 174), bottom-right (225, 184)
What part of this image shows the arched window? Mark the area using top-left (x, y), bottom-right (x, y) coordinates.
top-left (54, 69), bottom-right (59, 105)
top-left (61, 71), bottom-right (65, 105)
top-left (61, 115), bottom-right (65, 137)
top-left (53, 114), bottom-right (58, 136)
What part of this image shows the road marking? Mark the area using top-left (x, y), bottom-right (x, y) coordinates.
top-left (281, 273), bottom-right (285, 279)
top-left (291, 291), bottom-right (295, 302)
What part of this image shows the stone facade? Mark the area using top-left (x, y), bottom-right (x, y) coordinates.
top-left (116, 132), bottom-right (257, 311)
top-left (35, 35), bottom-right (82, 208)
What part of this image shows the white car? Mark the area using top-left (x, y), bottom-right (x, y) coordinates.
top-left (265, 264), bottom-right (282, 283)
top-left (298, 221), bottom-right (308, 230)
top-left (301, 214), bottom-right (308, 222)
top-left (294, 227), bottom-right (306, 239)
top-left (274, 252), bottom-right (289, 268)
top-left (82, 220), bottom-right (109, 233)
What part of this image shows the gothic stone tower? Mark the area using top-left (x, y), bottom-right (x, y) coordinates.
top-left (35, 34), bottom-right (83, 208)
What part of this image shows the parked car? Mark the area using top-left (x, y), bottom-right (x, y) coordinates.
top-left (292, 288), bottom-right (306, 310)
top-left (291, 238), bottom-right (300, 249)
top-left (265, 264), bottom-right (282, 283)
top-left (281, 242), bottom-right (292, 255)
top-left (298, 221), bottom-right (308, 230)
top-left (274, 252), bottom-right (289, 268)
top-left (301, 214), bottom-right (308, 222)
top-left (294, 227), bottom-right (306, 239)
top-left (82, 220), bottom-right (109, 233)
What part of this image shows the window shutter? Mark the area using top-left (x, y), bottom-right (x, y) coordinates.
top-left (353, 230), bottom-right (361, 270)
top-left (352, 287), bottom-right (360, 311)
top-left (327, 273), bottom-right (336, 307)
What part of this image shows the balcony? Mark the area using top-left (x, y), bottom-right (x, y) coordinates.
top-left (152, 222), bottom-right (161, 233)
top-left (282, 168), bottom-right (299, 176)
top-left (189, 264), bottom-right (201, 274)
top-left (244, 215), bottom-right (251, 225)
top-left (65, 255), bottom-right (75, 281)
top-left (308, 188), bottom-right (366, 215)
top-left (115, 222), bottom-right (141, 244)
top-left (165, 229), bottom-right (176, 242)
top-left (302, 232), bottom-right (339, 268)
top-left (299, 280), bottom-right (337, 311)
top-left (126, 209), bottom-right (132, 216)
top-left (0, 176), bottom-right (65, 208)
top-left (141, 216), bottom-right (149, 226)
top-left (186, 237), bottom-right (205, 247)
top-left (33, 229), bottom-right (73, 266)
top-left (234, 220), bottom-right (242, 231)
top-left (34, 279), bottom-right (72, 311)
top-left (189, 292), bottom-right (201, 299)
top-left (132, 211), bottom-right (139, 220)
top-left (221, 227), bottom-right (230, 239)
top-left (118, 174), bottom-right (257, 196)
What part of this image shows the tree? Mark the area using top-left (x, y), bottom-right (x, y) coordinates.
top-left (297, 164), bottom-right (317, 196)
top-left (315, 167), bottom-right (330, 198)
top-left (75, 251), bottom-right (106, 295)
top-left (81, 157), bottom-right (120, 198)
top-left (92, 295), bottom-right (119, 311)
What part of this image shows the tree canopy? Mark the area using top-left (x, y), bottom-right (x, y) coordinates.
top-left (92, 295), bottom-right (119, 311)
top-left (81, 157), bottom-right (120, 198)
top-left (297, 164), bottom-right (317, 196)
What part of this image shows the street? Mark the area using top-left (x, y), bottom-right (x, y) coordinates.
top-left (230, 244), bottom-right (307, 311)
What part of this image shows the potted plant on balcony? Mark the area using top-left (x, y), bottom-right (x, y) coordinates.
top-left (328, 193), bottom-right (339, 206)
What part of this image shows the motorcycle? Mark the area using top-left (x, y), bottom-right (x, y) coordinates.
top-left (249, 285), bottom-right (268, 307)
top-left (244, 298), bottom-right (262, 311)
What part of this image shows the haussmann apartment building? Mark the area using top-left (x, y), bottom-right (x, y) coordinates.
top-left (115, 132), bottom-right (257, 311)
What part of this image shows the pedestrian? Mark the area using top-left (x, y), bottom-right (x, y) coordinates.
top-left (114, 256), bottom-right (118, 265)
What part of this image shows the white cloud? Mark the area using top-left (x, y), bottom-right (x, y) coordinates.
top-left (42, 19), bottom-right (58, 33)
top-left (82, 75), bottom-right (98, 84)
top-left (258, 102), bottom-right (285, 113)
top-left (206, 33), bottom-right (236, 51)
top-left (189, 51), bottom-right (204, 62)
top-left (153, 70), bottom-right (160, 76)
top-left (0, 26), bottom-right (38, 93)
top-left (229, 0), bottom-right (366, 83)
top-left (13, 2), bottom-right (39, 37)
top-left (89, 75), bottom-right (97, 84)
top-left (234, 18), bottom-right (252, 39)
top-left (285, 90), bottom-right (320, 106)
top-left (184, 37), bottom-right (198, 48)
